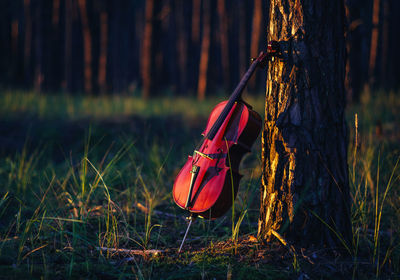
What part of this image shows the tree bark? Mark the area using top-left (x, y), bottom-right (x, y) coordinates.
top-left (258, 0), bottom-right (351, 250)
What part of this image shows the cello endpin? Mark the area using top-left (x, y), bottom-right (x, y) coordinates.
top-left (178, 215), bottom-right (196, 253)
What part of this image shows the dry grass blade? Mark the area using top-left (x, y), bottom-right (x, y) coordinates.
top-left (22, 243), bottom-right (48, 260)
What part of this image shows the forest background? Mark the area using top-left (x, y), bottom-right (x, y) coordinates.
top-left (1, 0), bottom-right (399, 99)
top-left (1, 0), bottom-right (400, 279)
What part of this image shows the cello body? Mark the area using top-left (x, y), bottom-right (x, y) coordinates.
top-left (173, 42), bottom-right (281, 221)
top-left (173, 42), bottom-right (282, 252)
top-left (173, 100), bottom-right (261, 219)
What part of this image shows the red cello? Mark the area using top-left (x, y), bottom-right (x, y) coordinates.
top-left (173, 42), bottom-right (281, 251)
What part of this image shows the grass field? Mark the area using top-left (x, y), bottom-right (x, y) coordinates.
top-left (0, 90), bottom-right (399, 279)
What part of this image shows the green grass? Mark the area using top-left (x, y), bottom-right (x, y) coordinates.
top-left (0, 90), bottom-right (399, 279)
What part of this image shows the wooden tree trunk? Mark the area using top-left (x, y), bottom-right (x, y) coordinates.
top-left (344, 1), bottom-right (353, 103)
top-left (98, 11), bottom-right (108, 95)
top-left (34, 0), bottom-right (43, 92)
top-left (64, 0), bottom-right (74, 92)
top-left (197, 0), bottom-right (211, 101)
top-left (50, 0), bottom-right (61, 90)
top-left (380, 0), bottom-right (389, 87)
top-left (141, 0), bottom-right (154, 99)
top-left (24, 0), bottom-right (32, 85)
top-left (11, 20), bottom-right (18, 56)
top-left (238, 1), bottom-right (247, 78)
top-left (192, 0), bottom-right (201, 44)
top-left (176, 0), bottom-right (188, 94)
top-left (249, 0), bottom-right (262, 90)
top-left (217, 0), bottom-right (230, 89)
top-left (52, 0), bottom-right (60, 26)
top-left (367, 0), bottom-right (380, 89)
top-left (258, 0), bottom-right (351, 249)
top-left (77, 0), bottom-right (93, 94)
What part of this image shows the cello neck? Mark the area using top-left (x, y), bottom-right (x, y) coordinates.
top-left (205, 54), bottom-right (262, 140)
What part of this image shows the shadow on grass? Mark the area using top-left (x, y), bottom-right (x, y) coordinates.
top-left (0, 114), bottom-right (206, 161)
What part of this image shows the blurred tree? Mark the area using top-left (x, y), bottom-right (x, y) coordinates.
top-left (24, 0), bottom-right (32, 86)
top-left (217, 0), bottom-right (230, 90)
top-left (1, 0), bottom-right (400, 96)
top-left (52, 0), bottom-right (60, 26)
top-left (388, 0), bottom-right (400, 89)
top-left (64, 0), bottom-right (73, 92)
top-left (379, 0), bottom-right (389, 88)
top-left (176, 0), bottom-right (188, 94)
top-left (98, 5), bottom-right (108, 94)
top-left (34, 0), bottom-right (43, 92)
top-left (10, 2), bottom-right (20, 84)
top-left (197, 0), bottom-right (210, 100)
top-left (344, 1), bottom-right (353, 103)
top-left (258, 0), bottom-right (351, 249)
top-left (77, 0), bottom-right (93, 94)
top-left (238, 0), bottom-right (247, 78)
top-left (141, 0), bottom-right (154, 99)
top-left (49, 0), bottom-right (61, 90)
top-left (192, 0), bottom-right (201, 44)
top-left (249, 0), bottom-right (262, 90)
top-left (367, 0), bottom-right (380, 90)
top-left (11, 17), bottom-right (18, 56)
